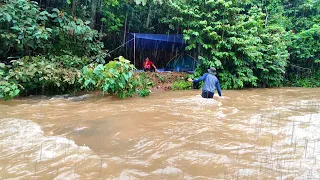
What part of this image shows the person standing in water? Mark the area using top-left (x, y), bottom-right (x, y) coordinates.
top-left (143, 57), bottom-right (157, 72)
top-left (188, 67), bottom-right (222, 98)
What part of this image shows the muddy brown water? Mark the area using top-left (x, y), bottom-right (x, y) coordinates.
top-left (1, 88), bottom-right (320, 179)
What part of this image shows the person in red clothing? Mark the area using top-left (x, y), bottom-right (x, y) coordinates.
top-left (143, 57), bottom-right (157, 72)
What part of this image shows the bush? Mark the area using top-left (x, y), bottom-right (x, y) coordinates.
top-left (155, 73), bottom-right (167, 83)
top-left (172, 80), bottom-right (192, 90)
top-left (0, 62), bottom-right (21, 100)
top-left (0, 56), bottom-right (82, 99)
top-left (80, 56), bottom-right (152, 98)
top-left (136, 89), bottom-right (151, 97)
top-left (138, 72), bottom-right (155, 88)
top-left (0, 0), bottom-right (108, 100)
top-left (49, 54), bottom-right (93, 69)
top-left (0, 80), bottom-right (20, 100)
top-left (288, 75), bottom-right (320, 88)
top-left (0, 0), bottom-right (106, 62)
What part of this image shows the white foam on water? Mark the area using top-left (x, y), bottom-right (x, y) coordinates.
top-left (53, 171), bottom-right (80, 180)
top-left (0, 118), bottom-right (99, 179)
top-left (151, 166), bottom-right (183, 175)
top-left (217, 155), bottom-right (232, 164)
top-left (135, 107), bottom-right (156, 112)
top-left (149, 151), bottom-right (165, 160)
top-left (49, 94), bottom-right (93, 102)
top-left (173, 95), bottom-right (222, 106)
top-left (127, 159), bottom-right (151, 167)
top-left (134, 137), bottom-right (154, 150)
top-left (216, 110), bottom-right (226, 118)
top-left (74, 126), bottom-right (88, 132)
top-left (236, 169), bottom-right (256, 176)
top-left (67, 94), bottom-right (92, 101)
top-left (165, 96), bottom-right (226, 121)
top-left (182, 150), bottom-right (220, 165)
top-left (118, 169), bottom-right (149, 179)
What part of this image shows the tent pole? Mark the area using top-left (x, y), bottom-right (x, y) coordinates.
top-left (134, 33), bottom-right (136, 67)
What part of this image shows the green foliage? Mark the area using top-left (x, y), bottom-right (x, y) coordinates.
top-left (163, 2), bottom-right (289, 88)
top-left (251, 0), bottom-right (320, 86)
top-left (289, 25), bottom-right (320, 68)
top-left (0, 62), bottom-right (21, 100)
top-left (154, 73), bottom-right (166, 83)
top-left (256, 26), bottom-right (289, 87)
top-left (136, 88), bottom-right (151, 97)
top-left (0, 0), bottom-right (108, 100)
top-left (292, 78), bottom-right (320, 88)
top-left (49, 54), bottom-right (93, 69)
top-left (0, 0), bottom-right (50, 57)
top-left (132, 0), bottom-right (163, 6)
top-left (1, 0), bottom-right (320, 99)
top-left (48, 9), bottom-right (106, 61)
top-left (5, 56), bottom-right (81, 94)
top-left (0, 55), bottom-right (85, 101)
top-left (282, 0), bottom-right (320, 32)
top-left (0, 80), bottom-right (20, 100)
top-left (101, 0), bottom-right (126, 34)
top-left (0, 0), bottom-right (106, 62)
top-left (172, 80), bottom-right (192, 90)
top-left (139, 72), bottom-right (155, 88)
top-left (80, 56), bottom-right (152, 98)
top-left (287, 73), bottom-right (320, 88)
top-left (134, 72), bottom-right (153, 97)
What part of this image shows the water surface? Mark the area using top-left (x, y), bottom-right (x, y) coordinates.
top-left (1, 88), bottom-right (320, 179)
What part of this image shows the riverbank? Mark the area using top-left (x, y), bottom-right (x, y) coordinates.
top-left (140, 72), bottom-right (190, 92)
top-left (2, 68), bottom-right (320, 101)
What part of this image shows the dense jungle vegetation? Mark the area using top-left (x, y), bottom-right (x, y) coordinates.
top-left (0, 0), bottom-right (319, 100)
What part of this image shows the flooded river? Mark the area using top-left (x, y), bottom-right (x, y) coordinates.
top-left (1, 88), bottom-right (320, 179)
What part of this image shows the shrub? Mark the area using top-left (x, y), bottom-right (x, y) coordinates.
top-left (80, 56), bottom-right (152, 98)
top-left (0, 80), bottom-right (20, 100)
top-left (0, 0), bottom-right (106, 62)
top-left (0, 56), bottom-right (81, 99)
top-left (0, 62), bottom-right (21, 100)
top-left (172, 80), bottom-right (192, 90)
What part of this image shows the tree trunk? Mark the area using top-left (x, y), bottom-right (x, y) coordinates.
top-left (197, 43), bottom-right (201, 58)
top-left (265, 8), bottom-right (269, 28)
top-left (72, 0), bottom-right (76, 16)
top-left (264, 0), bottom-right (268, 28)
top-left (123, 12), bottom-right (128, 46)
top-left (99, 22), bottom-right (104, 41)
top-left (90, 0), bottom-right (97, 29)
top-left (146, 5), bottom-right (152, 29)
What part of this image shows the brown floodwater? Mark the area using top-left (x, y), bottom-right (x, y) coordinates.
top-left (1, 88), bottom-right (320, 179)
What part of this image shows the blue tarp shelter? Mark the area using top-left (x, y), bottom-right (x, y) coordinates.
top-left (126, 33), bottom-right (186, 66)
top-left (127, 33), bottom-right (186, 50)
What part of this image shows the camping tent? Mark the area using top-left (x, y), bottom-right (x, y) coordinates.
top-left (165, 54), bottom-right (198, 72)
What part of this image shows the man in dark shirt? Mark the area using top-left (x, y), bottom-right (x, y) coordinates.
top-left (188, 67), bottom-right (222, 98)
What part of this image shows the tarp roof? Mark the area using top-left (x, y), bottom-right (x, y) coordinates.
top-left (127, 33), bottom-right (186, 50)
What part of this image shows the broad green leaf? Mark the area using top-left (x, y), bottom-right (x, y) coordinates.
top-left (0, 63), bottom-right (5, 68)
